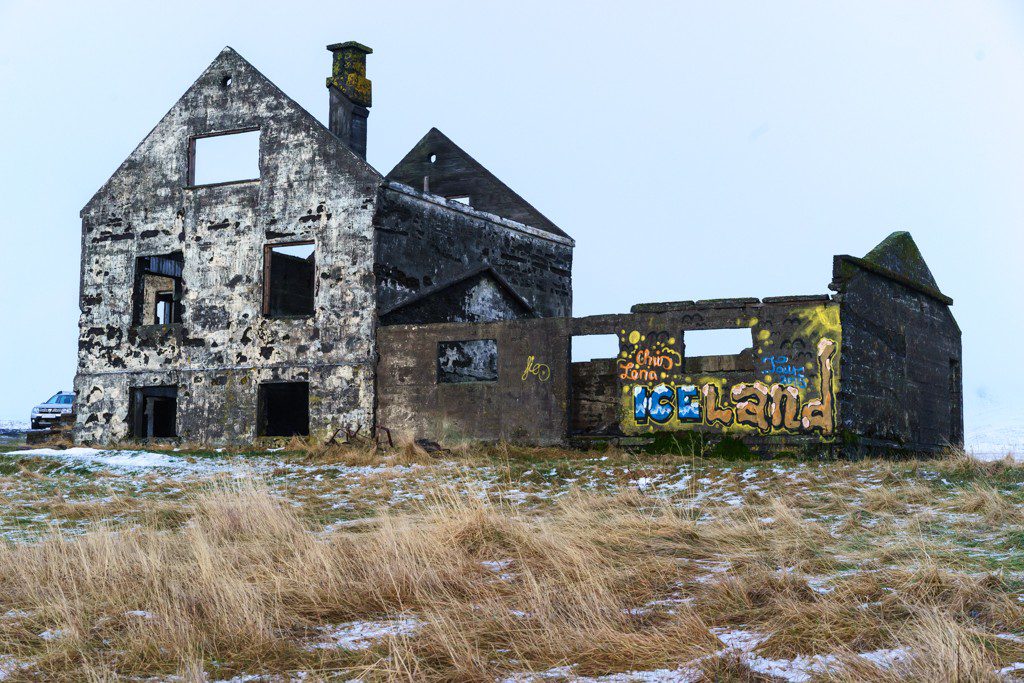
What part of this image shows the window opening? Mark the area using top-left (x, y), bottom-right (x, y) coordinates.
top-left (188, 129), bottom-right (260, 186)
top-left (133, 252), bottom-right (184, 326)
top-left (264, 242), bottom-right (315, 317)
top-left (129, 386), bottom-right (178, 438)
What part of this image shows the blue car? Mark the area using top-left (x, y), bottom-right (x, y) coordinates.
top-left (30, 391), bottom-right (75, 430)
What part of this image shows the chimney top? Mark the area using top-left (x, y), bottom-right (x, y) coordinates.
top-left (326, 41), bottom-right (372, 108)
top-left (326, 41), bottom-right (373, 54)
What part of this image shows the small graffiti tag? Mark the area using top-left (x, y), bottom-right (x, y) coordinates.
top-left (522, 355), bottom-right (551, 382)
top-left (617, 331), bottom-right (681, 382)
top-left (761, 355), bottom-right (807, 388)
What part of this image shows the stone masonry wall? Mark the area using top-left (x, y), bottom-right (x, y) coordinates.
top-left (835, 267), bottom-right (963, 453)
top-left (374, 183), bottom-right (573, 320)
top-left (74, 48), bottom-right (382, 444)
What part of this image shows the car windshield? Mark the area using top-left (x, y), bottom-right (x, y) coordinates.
top-left (44, 394), bottom-right (62, 404)
top-left (57, 395), bottom-right (74, 405)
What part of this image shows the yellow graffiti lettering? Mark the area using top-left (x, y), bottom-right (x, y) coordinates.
top-left (522, 355), bottom-right (551, 382)
top-left (731, 381), bottom-right (770, 432)
top-left (702, 384), bottom-right (735, 427)
top-left (800, 338), bottom-right (836, 433)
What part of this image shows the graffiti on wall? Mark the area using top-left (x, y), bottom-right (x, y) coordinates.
top-left (617, 330), bottom-right (681, 382)
top-left (619, 304), bottom-right (841, 438)
top-left (760, 355), bottom-right (807, 388)
top-left (522, 355), bottom-right (551, 382)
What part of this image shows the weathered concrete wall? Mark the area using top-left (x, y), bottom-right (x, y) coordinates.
top-left (74, 48), bottom-right (381, 444)
top-left (376, 319), bottom-right (571, 445)
top-left (572, 300), bottom-right (841, 453)
top-left (374, 183), bottom-right (573, 320)
top-left (380, 268), bottom-right (534, 325)
top-left (569, 359), bottom-right (618, 435)
top-left (377, 300), bottom-right (842, 452)
top-left (833, 257), bottom-right (962, 453)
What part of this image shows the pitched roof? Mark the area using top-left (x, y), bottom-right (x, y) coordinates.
top-left (385, 127), bottom-right (568, 238)
top-left (834, 231), bottom-right (952, 305)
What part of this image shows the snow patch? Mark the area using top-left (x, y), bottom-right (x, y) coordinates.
top-left (307, 617), bottom-right (420, 651)
top-left (4, 447), bottom-right (233, 473)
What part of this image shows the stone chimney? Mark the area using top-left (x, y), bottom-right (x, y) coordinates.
top-left (326, 41), bottom-right (372, 158)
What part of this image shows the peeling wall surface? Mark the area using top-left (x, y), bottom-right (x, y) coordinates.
top-left (75, 48), bottom-right (382, 443)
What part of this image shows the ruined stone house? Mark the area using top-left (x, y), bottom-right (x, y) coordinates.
top-left (76, 43), bottom-right (962, 456)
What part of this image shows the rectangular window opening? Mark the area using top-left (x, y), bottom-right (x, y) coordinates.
top-left (129, 386), bottom-right (178, 438)
top-left (188, 129), bottom-right (260, 186)
top-left (437, 339), bottom-right (498, 384)
top-left (258, 382), bottom-right (310, 437)
top-left (264, 242), bottom-right (315, 318)
top-left (571, 334), bottom-right (620, 362)
top-left (133, 252), bottom-right (184, 327)
top-left (683, 328), bottom-right (755, 373)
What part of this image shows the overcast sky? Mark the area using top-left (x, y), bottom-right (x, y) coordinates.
top-left (0, 1), bottom-right (1021, 452)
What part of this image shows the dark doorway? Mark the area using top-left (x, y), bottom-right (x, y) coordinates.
top-left (258, 382), bottom-right (310, 437)
top-left (129, 386), bottom-right (178, 438)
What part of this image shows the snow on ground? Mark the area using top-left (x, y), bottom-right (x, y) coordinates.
top-left (0, 444), bottom-right (1022, 679)
top-left (307, 617), bottom-right (420, 651)
top-left (503, 630), bottom-right (912, 683)
top-left (3, 447), bottom-right (217, 472)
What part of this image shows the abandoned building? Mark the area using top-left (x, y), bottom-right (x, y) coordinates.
top-left (75, 43), bottom-right (963, 456)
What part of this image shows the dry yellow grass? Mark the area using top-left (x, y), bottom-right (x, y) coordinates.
top-left (0, 446), bottom-right (1019, 680)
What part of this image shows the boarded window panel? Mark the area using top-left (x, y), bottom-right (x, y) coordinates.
top-left (191, 130), bottom-right (260, 186)
top-left (437, 340), bottom-right (498, 383)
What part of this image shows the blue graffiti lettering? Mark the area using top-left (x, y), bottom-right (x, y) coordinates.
top-left (761, 355), bottom-right (807, 388)
top-left (632, 384), bottom-right (701, 424)
top-left (649, 384), bottom-right (675, 423)
top-left (677, 385), bottom-right (701, 421)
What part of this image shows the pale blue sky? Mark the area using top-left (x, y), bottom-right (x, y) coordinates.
top-left (0, 1), bottom-right (1021, 451)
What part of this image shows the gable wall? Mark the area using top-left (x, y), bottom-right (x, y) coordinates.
top-left (74, 50), bottom-right (381, 444)
top-left (836, 268), bottom-right (963, 453)
top-left (386, 129), bottom-right (565, 236)
top-left (374, 184), bottom-right (573, 320)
